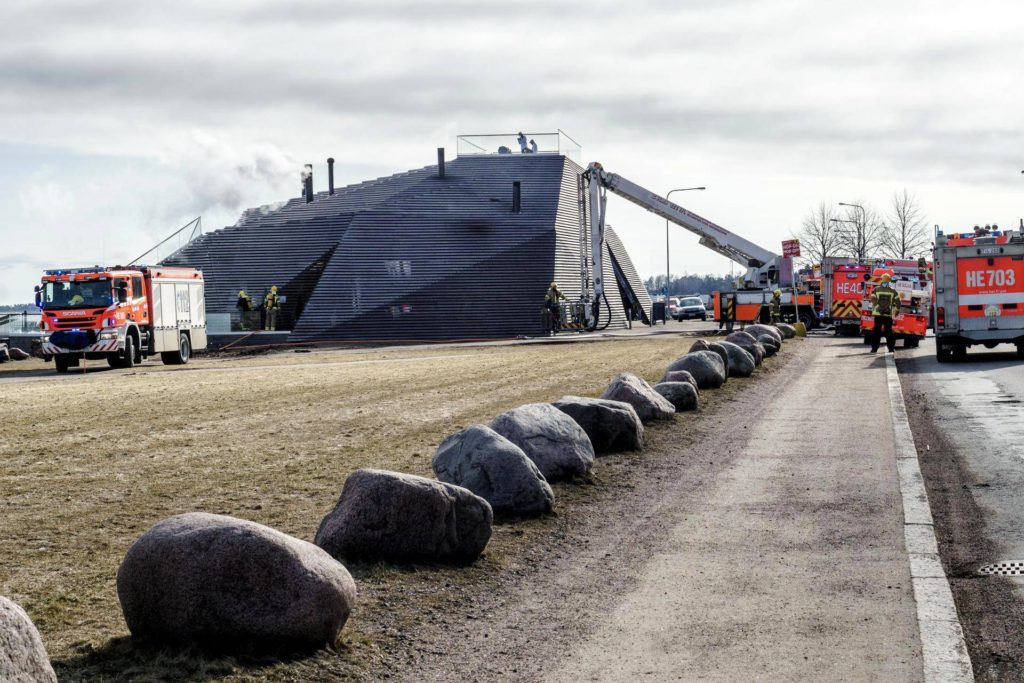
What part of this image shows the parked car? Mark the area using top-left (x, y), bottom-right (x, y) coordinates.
top-left (665, 297), bottom-right (681, 318)
top-left (673, 296), bottom-right (707, 321)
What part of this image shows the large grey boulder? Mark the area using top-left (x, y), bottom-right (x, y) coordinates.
top-left (776, 323), bottom-right (797, 339)
top-left (117, 513), bottom-right (356, 652)
top-left (433, 425), bottom-right (554, 516)
top-left (664, 351), bottom-right (726, 390)
top-left (689, 339), bottom-right (729, 376)
top-left (717, 341), bottom-right (756, 378)
top-left (552, 396), bottom-right (644, 454)
top-left (315, 469), bottom-right (492, 565)
top-left (654, 382), bottom-right (699, 411)
top-left (8, 347), bottom-right (29, 361)
top-left (601, 373), bottom-right (676, 422)
top-left (745, 324), bottom-right (783, 346)
top-left (706, 342), bottom-right (730, 376)
top-left (0, 597), bottom-right (57, 683)
top-left (490, 403), bottom-right (595, 481)
top-left (725, 331), bottom-right (764, 365)
top-left (757, 335), bottom-right (779, 357)
top-left (661, 369), bottom-right (699, 393)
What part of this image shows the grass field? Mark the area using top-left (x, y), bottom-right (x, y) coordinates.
top-left (0, 335), bottom-right (736, 681)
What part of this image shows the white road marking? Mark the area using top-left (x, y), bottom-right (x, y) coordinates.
top-left (887, 353), bottom-right (975, 682)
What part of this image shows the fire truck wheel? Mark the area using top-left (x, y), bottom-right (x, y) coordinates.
top-left (905, 337), bottom-right (920, 349)
top-left (1017, 343), bottom-right (1024, 359)
top-left (54, 356), bottom-right (70, 373)
top-left (161, 334), bottom-right (191, 366)
top-left (122, 336), bottom-right (136, 369)
top-left (798, 311), bottom-right (815, 329)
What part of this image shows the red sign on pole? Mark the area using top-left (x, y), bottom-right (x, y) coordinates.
top-left (782, 239), bottom-right (801, 257)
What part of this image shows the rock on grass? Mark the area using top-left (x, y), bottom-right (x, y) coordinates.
top-left (433, 425), bottom-right (554, 516)
top-left (664, 351), bottom-right (726, 389)
top-left (601, 373), bottom-right (675, 422)
top-left (490, 403), bottom-right (595, 481)
top-left (654, 382), bottom-right (699, 411)
top-left (0, 596), bottom-right (57, 683)
top-left (117, 513), bottom-right (356, 653)
top-left (552, 396), bottom-right (644, 454)
top-left (315, 469), bottom-right (492, 565)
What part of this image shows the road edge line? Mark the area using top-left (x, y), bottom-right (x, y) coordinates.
top-left (886, 353), bottom-right (975, 682)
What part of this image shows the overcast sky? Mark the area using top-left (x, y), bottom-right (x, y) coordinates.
top-left (2, 0), bottom-right (1023, 304)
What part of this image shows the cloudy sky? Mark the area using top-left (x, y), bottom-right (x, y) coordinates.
top-left (2, 0), bottom-right (1022, 304)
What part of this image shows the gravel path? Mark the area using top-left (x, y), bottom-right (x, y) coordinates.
top-left (369, 337), bottom-right (923, 682)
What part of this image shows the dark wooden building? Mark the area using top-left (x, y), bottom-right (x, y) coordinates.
top-left (164, 152), bottom-right (652, 341)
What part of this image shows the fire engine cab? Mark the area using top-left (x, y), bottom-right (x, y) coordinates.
top-left (933, 226), bottom-right (1024, 362)
top-left (36, 265), bottom-right (207, 373)
top-left (860, 259), bottom-right (932, 348)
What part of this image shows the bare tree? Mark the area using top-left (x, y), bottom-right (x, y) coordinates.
top-left (880, 188), bottom-right (930, 259)
top-left (833, 201), bottom-right (884, 261)
top-left (793, 202), bottom-right (844, 265)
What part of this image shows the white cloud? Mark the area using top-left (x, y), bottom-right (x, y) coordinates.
top-left (2, 0), bottom-right (1024, 302)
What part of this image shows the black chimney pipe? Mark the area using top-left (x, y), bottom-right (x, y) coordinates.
top-left (437, 147), bottom-right (445, 179)
top-left (327, 157), bottom-right (335, 195)
top-left (303, 164), bottom-right (313, 203)
top-left (512, 181), bottom-right (521, 213)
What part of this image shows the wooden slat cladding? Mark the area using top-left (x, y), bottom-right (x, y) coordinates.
top-left (165, 155), bottom-right (652, 341)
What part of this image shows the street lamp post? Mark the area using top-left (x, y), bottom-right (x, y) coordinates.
top-left (665, 187), bottom-right (706, 297)
top-left (838, 202), bottom-right (867, 259)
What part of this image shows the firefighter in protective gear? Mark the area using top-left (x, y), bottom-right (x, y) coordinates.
top-left (544, 281), bottom-right (566, 335)
top-left (264, 285), bottom-right (281, 331)
top-left (770, 289), bottom-right (782, 324)
top-left (237, 290), bottom-right (253, 330)
top-left (870, 274), bottom-right (900, 353)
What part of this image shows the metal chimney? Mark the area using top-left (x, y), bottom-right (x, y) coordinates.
top-left (512, 181), bottom-right (521, 213)
top-left (302, 164), bottom-right (313, 203)
top-left (437, 148), bottom-right (445, 179)
top-left (327, 157), bottom-right (335, 195)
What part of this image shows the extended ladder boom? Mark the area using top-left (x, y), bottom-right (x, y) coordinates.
top-left (582, 161), bottom-right (782, 329)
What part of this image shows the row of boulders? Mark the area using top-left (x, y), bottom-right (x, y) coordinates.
top-left (2, 328), bottom-right (791, 669)
top-left (0, 343), bottom-right (30, 363)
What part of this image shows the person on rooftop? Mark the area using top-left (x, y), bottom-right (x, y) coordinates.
top-left (529, 139), bottom-right (538, 154)
top-left (517, 132), bottom-right (528, 153)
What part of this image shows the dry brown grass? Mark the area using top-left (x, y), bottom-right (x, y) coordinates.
top-left (0, 335), bottom-right (718, 681)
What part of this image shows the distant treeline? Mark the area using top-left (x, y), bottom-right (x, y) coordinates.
top-left (644, 273), bottom-right (733, 297)
top-left (0, 304), bottom-right (34, 313)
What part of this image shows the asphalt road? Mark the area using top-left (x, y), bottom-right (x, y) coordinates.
top-left (898, 337), bottom-right (1024, 681)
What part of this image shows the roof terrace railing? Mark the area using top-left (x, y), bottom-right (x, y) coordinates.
top-left (131, 216), bottom-right (203, 266)
top-left (456, 130), bottom-right (582, 165)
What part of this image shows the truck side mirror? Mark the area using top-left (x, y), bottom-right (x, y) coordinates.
top-left (34, 285), bottom-right (42, 308)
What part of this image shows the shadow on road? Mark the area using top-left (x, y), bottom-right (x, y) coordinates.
top-left (897, 349), bottom-right (1022, 374)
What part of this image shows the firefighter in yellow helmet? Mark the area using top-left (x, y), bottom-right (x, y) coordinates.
top-left (236, 290), bottom-right (253, 330)
top-left (870, 274), bottom-right (900, 353)
top-left (770, 289), bottom-right (782, 324)
top-left (544, 281), bottom-right (567, 335)
top-left (263, 285), bottom-right (281, 331)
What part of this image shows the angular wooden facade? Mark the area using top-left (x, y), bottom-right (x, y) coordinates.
top-left (164, 154), bottom-right (652, 341)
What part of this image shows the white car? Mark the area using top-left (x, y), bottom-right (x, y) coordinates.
top-left (673, 296), bottom-right (707, 321)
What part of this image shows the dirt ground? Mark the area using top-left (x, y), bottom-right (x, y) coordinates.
top-left (0, 334), bottom-right (799, 681)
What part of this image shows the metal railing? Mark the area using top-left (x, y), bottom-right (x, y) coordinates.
top-left (456, 131), bottom-right (582, 165)
top-left (130, 216), bottom-right (203, 266)
top-left (0, 311), bottom-right (42, 335)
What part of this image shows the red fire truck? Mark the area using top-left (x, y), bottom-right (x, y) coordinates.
top-left (933, 227), bottom-right (1024, 361)
top-left (821, 260), bottom-right (868, 335)
top-left (35, 265), bottom-right (207, 373)
top-left (860, 259), bottom-right (932, 348)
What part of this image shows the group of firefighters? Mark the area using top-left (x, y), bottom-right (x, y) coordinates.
top-left (236, 286), bottom-right (281, 331)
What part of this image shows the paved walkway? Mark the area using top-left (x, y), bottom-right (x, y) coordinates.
top-left (547, 339), bottom-right (927, 681)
